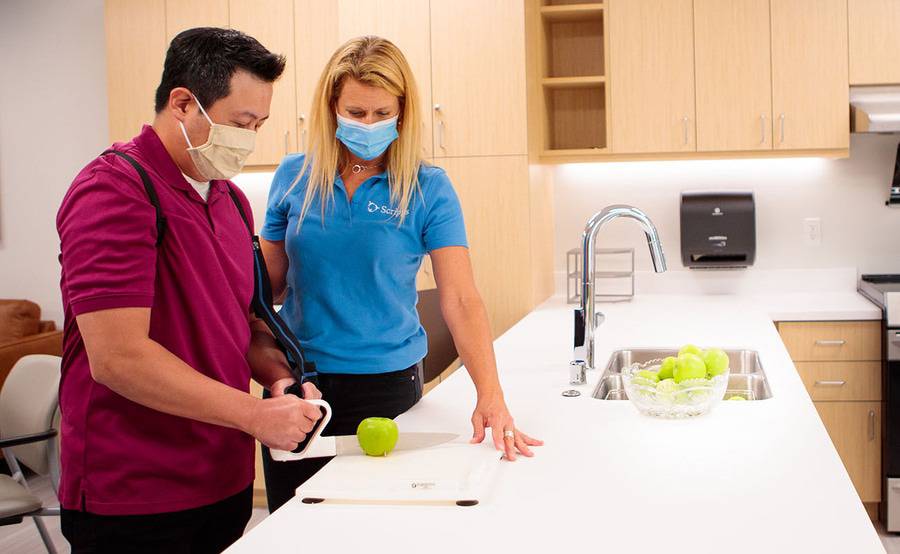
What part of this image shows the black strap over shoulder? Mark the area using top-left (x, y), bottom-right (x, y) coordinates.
top-left (225, 185), bottom-right (253, 235)
top-left (226, 183), bottom-right (324, 454)
top-left (225, 184), bottom-right (318, 389)
top-left (102, 149), bottom-right (167, 246)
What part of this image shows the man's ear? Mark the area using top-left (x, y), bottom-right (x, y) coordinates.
top-left (168, 87), bottom-right (194, 122)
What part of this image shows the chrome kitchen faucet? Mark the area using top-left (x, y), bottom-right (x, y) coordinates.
top-left (571, 205), bottom-right (667, 384)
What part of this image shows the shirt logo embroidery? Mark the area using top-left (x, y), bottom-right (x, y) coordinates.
top-left (367, 200), bottom-right (410, 217)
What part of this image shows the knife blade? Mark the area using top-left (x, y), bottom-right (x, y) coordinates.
top-left (273, 432), bottom-right (459, 461)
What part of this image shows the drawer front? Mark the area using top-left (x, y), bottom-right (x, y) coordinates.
top-left (778, 321), bottom-right (882, 361)
top-left (795, 361), bottom-right (881, 401)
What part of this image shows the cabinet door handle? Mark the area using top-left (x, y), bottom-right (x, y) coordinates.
top-left (284, 130), bottom-right (290, 156)
top-left (814, 380), bottom-right (846, 387)
top-left (815, 339), bottom-right (846, 346)
top-left (434, 104), bottom-right (445, 150)
top-left (869, 410), bottom-right (876, 441)
top-left (760, 114), bottom-right (767, 145)
top-left (682, 116), bottom-right (689, 146)
top-left (779, 113), bottom-right (786, 144)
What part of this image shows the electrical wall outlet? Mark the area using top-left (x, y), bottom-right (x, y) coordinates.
top-left (803, 217), bottom-right (822, 245)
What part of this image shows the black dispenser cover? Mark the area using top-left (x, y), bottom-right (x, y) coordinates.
top-left (680, 191), bottom-right (755, 269)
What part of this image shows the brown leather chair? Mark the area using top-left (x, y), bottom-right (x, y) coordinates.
top-left (0, 300), bottom-right (63, 394)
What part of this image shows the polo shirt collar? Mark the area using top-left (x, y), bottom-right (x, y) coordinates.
top-left (133, 125), bottom-right (229, 198)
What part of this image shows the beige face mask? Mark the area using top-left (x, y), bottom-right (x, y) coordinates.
top-left (178, 95), bottom-right (256, 181)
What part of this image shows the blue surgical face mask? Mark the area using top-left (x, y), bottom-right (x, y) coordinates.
top-left (335, 113), bottom-right (399, 160)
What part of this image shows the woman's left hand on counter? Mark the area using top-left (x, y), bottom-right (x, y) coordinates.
top-left (470, 392), bottom-right (543, 461)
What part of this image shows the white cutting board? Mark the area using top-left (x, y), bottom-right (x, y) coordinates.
top-left (295, 441), bottom-right (503, 506)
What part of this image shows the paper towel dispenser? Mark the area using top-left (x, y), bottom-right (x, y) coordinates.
top-left (680, 191), bottom-right (755, 269)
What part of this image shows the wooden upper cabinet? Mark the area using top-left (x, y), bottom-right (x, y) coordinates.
top-left (437, 156), bottom-right (531, 337)
top-left (165, 0), bottom-right (228, 41)
top-left (337, 0), bottom-right (433, 158)
top-left (230, 0), bottom-right (297, 166)
top-left (693, 0), bottom-right (772, 152)
top-left (430, 0), bottom-right (527, 157)
top-left (294, 0), bottom-right (339, 156)
top-left (105, 0), bottom-right (167, 143)
top-left (849, 0), bottom-right (900, 85)
top-left (770, 0), bottom-right (849, 151)
top-left (608, 0), bottom-right (696, 154)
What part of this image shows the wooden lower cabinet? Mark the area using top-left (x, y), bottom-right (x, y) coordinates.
top-left (814, 401), bottom-right (882, 503)
top-left (779, 320), bottom-right (884, 511)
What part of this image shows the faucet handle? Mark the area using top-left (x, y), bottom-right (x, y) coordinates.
top-left (573, 308), bottom-right (585, 348)
top-left (573, 308), bottom-right (586, 361)
top-left (569, 360), bottom-right (586, 385)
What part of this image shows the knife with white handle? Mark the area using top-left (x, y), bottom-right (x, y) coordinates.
top-left (270, 399), bottom-right (333, 462)
top-left (271, 430), bottom-right (458, 462)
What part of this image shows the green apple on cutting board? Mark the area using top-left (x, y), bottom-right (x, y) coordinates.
top-left (357, 417), bottom-right (400, 456)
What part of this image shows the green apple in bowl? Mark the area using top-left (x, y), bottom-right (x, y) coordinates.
top-left (678, 344), bottom-right (704, 358)
top-left (637, 369), bottom-right (659, 382)
top-left (655, 378), bottom-right (678, 405)
top-left (657, 356), bottom-right (677, 381)
top-left (702, 348), bottom-right (730, 378)
top-left (674, 353), bottom-right (706, 383)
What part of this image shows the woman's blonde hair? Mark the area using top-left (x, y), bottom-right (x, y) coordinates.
top-left (284, 35), bottom-right (423, 227)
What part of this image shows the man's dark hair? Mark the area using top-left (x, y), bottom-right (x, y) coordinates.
top-left (154, 27), bottom-right (286, 113)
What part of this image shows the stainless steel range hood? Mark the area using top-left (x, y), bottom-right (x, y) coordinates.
top-left (851, 86), bottom-right (900, 133)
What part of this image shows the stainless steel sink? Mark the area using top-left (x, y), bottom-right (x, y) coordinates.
top-left (592, 348), bottom-right (773, 401)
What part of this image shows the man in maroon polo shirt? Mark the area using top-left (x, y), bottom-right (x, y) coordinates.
top-left (56, 28), bottom-right (321, 553)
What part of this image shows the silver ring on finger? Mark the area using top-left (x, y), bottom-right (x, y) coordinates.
top-left (503, 429), bottom-right (515, 440)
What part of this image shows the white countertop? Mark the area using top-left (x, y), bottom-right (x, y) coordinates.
top-left (228, 292), bottom-right (885, 554)
top-left (758, 292), bottom-right (881, 321)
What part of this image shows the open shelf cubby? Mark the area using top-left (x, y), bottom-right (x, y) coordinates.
top-left (542, 5), bottom-right (604, 77)
top-left (544, 84), bottom-right (606, 151)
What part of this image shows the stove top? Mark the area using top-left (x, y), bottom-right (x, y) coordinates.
top-left (862, 274), bottom-right (900, 284)
top-left (859, 274), bottom-right (900, 327)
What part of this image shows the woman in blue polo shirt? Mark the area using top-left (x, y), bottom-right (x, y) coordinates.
top-left (259, 36), bottom-right (542, 511)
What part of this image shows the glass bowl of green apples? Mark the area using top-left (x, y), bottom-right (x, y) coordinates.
top-left (621, 345), bottom-right (730, 418)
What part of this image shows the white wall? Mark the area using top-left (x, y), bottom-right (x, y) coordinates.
top-left (552, 134), bottom-right (900, 277)
top-left (0, 0), bottom-right (109, 324)
top-left (0, 0), bottom-right (275, 326)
